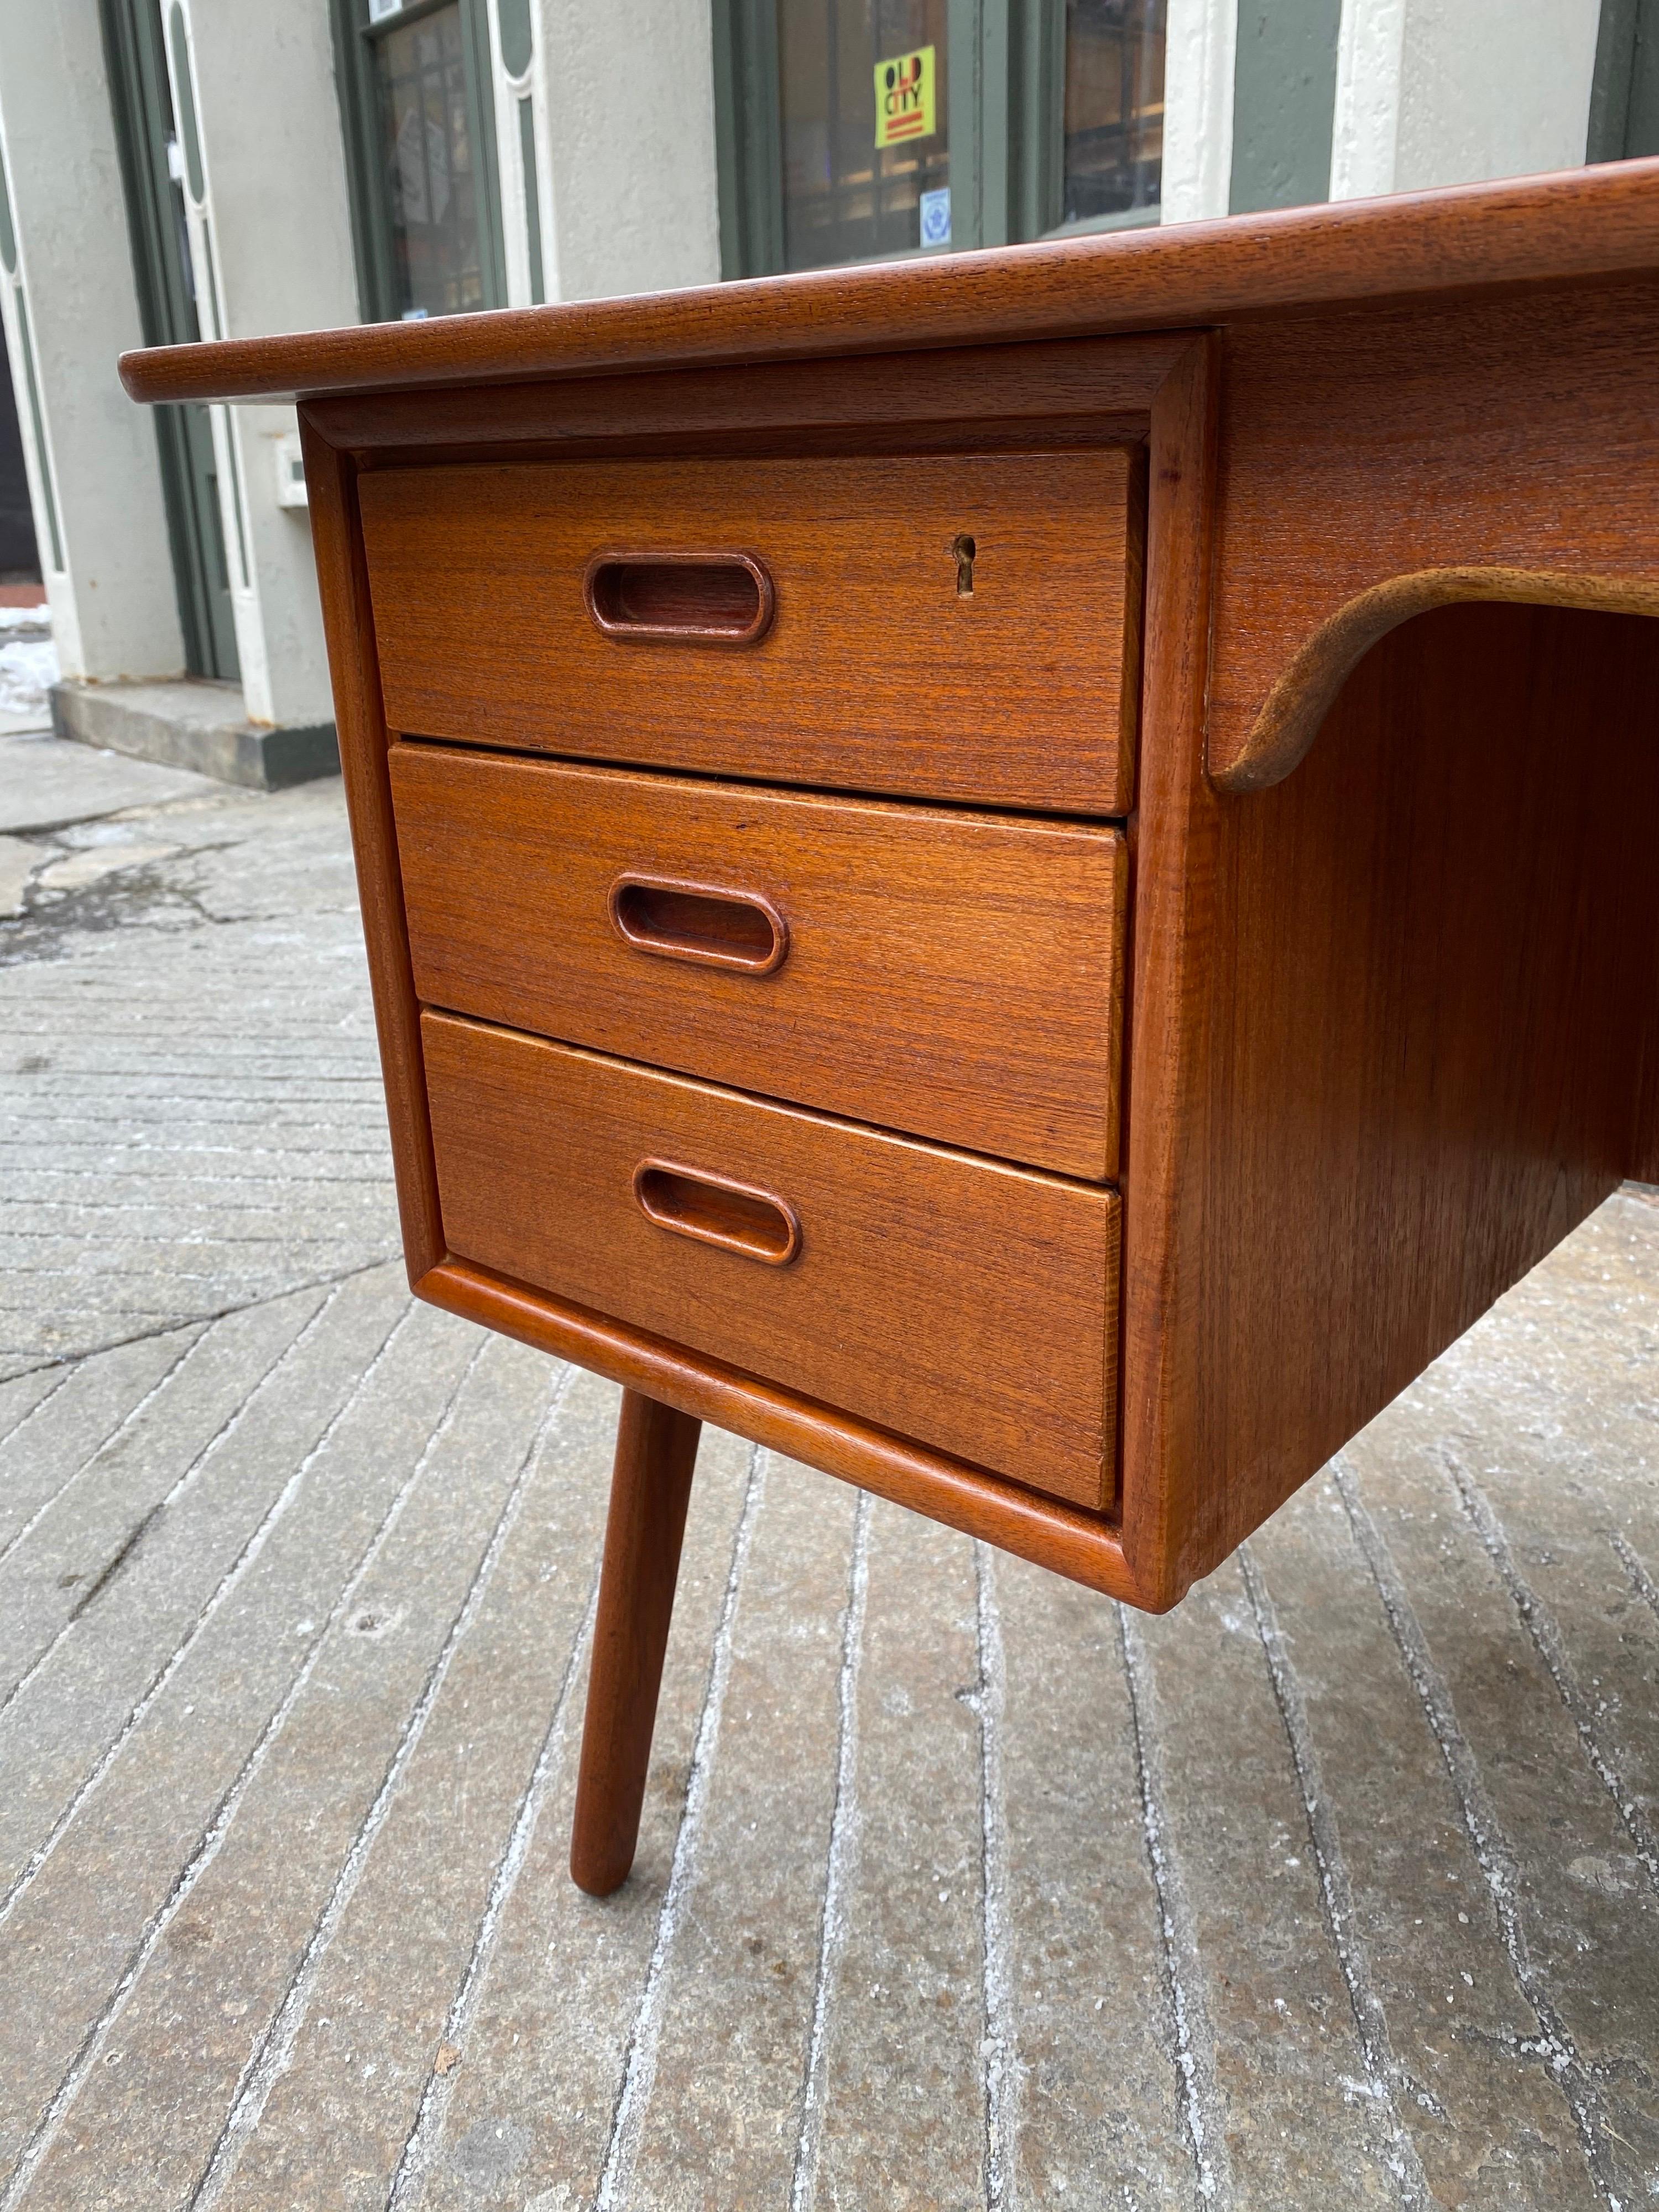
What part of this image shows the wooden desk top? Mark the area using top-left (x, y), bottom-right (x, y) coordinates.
top-left (121, 157), bottom-right (1659, 408)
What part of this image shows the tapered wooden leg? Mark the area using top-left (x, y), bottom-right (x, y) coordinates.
top-left (570, 1389), bottom-right (702, 1896)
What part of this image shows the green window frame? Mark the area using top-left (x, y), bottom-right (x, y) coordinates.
top-left (713, 0), bottom-right (1163, 279)
top-left (1590, 0), bottom-right (1659, 160)
top-left (331, 0), bottom-right (507, 322)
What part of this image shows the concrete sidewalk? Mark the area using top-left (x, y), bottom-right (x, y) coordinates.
top-left (1, 741), bottom-right (1656, 2210)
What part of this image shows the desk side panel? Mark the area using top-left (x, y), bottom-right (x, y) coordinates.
top-left (298, 419), bottom-right (445, 1282)
top-left (1131, 599), bottom-right (1659, 1595)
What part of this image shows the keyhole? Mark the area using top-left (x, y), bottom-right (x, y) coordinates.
top-left (951, 533), bottom-right (976, 598)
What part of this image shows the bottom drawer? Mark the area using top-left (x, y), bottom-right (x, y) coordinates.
top-left (422, 1012), bottom-right (1118, 1509)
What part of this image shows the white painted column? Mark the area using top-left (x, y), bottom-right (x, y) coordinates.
top-left (531, 0), bottom-right (722, 301)
top-left (161, 3), bottom-right (359, 729)
top-left (1332, 0), bottom-right (1603, 200)
top-left (486, 0), bottom-right (546, 307)
top-left (0, 0), bottom-right (185, 684)
top-left (1161, 0), bottom-right (1238, 224)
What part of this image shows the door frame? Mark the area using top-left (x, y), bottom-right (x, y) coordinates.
top-left (331, 0), bottom-right (508, 324)
top-left (99, 0), bottom-right (240, 679)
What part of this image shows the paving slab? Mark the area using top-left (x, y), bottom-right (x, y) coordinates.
top-left (406, 1420), bottom-right (756, 2212)
top-left (0, 732), bottom-right (220, 833)
top-left (626, 1462), bottom-right (859, 2211)
top-left (1, 733), bottom-right (1657, 2209)
top-left (810, 1497), bottom-right (989, 2212)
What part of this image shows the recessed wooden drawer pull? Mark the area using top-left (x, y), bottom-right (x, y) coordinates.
top-left (583, 551), bottom-right (775, 644)
top-left (607, 874), bottom-right (789, 975)
top-left (632, 1159), bottom-right (802, 1266)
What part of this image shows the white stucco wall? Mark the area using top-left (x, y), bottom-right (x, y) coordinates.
top-left (164, 2), bottom-right (359, 728)
top-left (1332, 0), bottom-right (1603, 199)
top-left (532, 0), bottom-right (722, 301)
top-left (0, 0), bottom-right (185, 684)
top-left (1162, 0), bottom-right (1238, 223)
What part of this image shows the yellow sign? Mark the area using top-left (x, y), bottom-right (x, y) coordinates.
top-left (874, 46), bottom-right (936, 150)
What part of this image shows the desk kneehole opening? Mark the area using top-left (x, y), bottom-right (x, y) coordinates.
top-left (584, 551), bottom-right (775, 644)
top-left (609, 874), bottom-right (789, 974)
top-left (633, 1159), bottom-right (803, 1266)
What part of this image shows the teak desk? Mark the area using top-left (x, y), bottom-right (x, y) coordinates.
top-left (126, 160), bottom-right (1659, 1896)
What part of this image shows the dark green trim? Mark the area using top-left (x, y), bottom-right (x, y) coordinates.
top-left (518, 94), bottom-right (545, 305)
top-left (101, 0), bottom-right (200, 343)
top-left (1229, 0), bottom-right (1341, 214)
top-left (711, 0), bottom-right (782, 278)
top-left (1009, 0), bottom-right (1063, 242)
top-left (1590, 0), bottom-right (1659, 159)
top-left (331, 0), bottom-right (390, 320)
top-left (462, 0), bottom-right (507, 307)
top-left (13, 293), bottom-right (61, 572)
top-left (947, 0), bottom-right (1000, 250)
top-left (0, 147), bottom-right (15, 275)
top-left (330, 0), bottom-right (506, 321)
top-left (100, 0), bottom-right (238, 677)
top-left (166, 2), bottom-right (205, 201)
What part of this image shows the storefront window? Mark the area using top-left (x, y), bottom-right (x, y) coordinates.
top-left (719, 0), bottom-right (1167, 278)
top-left (1061, 0), bottom-right (1165, 227)
top-left (779, 0), bottom-right (952, 271)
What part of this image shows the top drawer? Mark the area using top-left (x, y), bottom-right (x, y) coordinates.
top-left (358, 449), bottom-right (1143, 816)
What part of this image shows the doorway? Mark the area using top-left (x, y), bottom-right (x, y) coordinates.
top-left (101, 0), bottom-right (240, 684)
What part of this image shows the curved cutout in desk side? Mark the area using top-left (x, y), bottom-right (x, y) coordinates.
top-left (1203, 274), bottom-right (1659, 792)
top-left (1215, 567), bottom-right (1659, 791)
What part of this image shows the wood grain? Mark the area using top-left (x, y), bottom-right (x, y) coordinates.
top-left (1125, 598), bottom-right (1659, 1600)
top-left (1118, 335), bottom-right (1219, 1603)
top-left (297, 422), bottom-right (445, 1283)
top-left (570, 1390), bottom-right (702, 1896)
top-left (1206, 277), bottom-right (1659, 786)
top-left (121, 158), bottom-right (1659, 406)
top-left (360, 448), bottom-right (1141, 815)
top-left (307, 335), bottom-right (1182, 464)
top-left (416, 1257), bottom-right (1142, 1601)
top-left (390, 743), bottom-right (1126, 1178)
top-left (420, 1012), bottom-right (1119, 1509)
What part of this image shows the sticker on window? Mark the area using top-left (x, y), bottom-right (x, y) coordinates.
top-left (874, 46), bottom-right (936, 149)
top-left (920, 186), bottom-right (951, 247)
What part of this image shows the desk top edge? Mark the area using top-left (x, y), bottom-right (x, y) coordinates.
top-left (121, 159), bottom-right (1659, 409)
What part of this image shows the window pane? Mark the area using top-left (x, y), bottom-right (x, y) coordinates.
top-left (372, 2), bottom-right (484, 316)
top-left (1062, 0), bottom-right (1166, 226)
top-left (779, 0), bottom-right (951, 273)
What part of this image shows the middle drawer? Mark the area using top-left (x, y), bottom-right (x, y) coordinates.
top-left (391, 743), bottom-right (1125, 1180)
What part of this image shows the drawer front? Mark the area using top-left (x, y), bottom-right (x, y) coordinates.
top-left (422, 1013), bottom-right (1117, 1508)
top-left (393, 744), bottom-right (1125, 1180)
top-left (359, 450), bottom-right (1142, 816)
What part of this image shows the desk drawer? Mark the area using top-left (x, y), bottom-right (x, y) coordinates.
top-left (359, 450), bottom-right (1142, 815)
top-left (393, 744), bottom-right (1125, 1180)
top-left (422, 1013), bottom-right (1117, 1508)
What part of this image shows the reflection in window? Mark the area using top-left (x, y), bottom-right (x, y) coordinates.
top-left (779, 0), bottom-right (951, 272)
top-left (372, 2), bottom-right (484, 316)
top-left (1062, 0), bottom-right (1166, 227)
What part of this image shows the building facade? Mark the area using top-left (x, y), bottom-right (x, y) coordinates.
top-left (0, 0), bottom-right (1652, 781)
